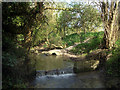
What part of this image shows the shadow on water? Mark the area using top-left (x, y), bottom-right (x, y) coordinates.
top-left (28, 53), bottom-right (105, 88)
top-left (29, 53), bottom-right (73, 71)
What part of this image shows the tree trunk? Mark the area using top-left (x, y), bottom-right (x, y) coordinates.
top-left (101, 1), bottom-right (119, 49)
top-left (23, 2), bottom-right (44, 51)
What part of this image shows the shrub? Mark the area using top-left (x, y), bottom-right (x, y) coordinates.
top-left (62, 33), bottom-right (80, 47)
top-left (70, 32), bottom-right (104, 54)
top-left (105, 39), bottom-right (120, 77)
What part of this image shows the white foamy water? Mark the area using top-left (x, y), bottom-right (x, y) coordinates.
top-left (37, 73), bottom-right (76, 79)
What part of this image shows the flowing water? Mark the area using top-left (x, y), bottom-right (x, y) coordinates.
top-left (29, 53), bottom-right (105, 88)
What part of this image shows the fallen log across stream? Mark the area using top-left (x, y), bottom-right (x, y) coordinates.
top-left (41, 37), bottom-right (92, 56)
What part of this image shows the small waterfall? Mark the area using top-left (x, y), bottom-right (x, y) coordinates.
top-left (36, 67), bottom-right (73, 77)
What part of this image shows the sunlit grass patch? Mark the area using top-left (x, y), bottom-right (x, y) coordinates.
top-left (70, 31), bottom-right (104, 55)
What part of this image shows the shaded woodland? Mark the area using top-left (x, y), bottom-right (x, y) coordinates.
top-left (2, 1), bottom-right (120, 88)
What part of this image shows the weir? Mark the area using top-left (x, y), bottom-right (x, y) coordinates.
top-left (29, 53), bottom-right (105, 88)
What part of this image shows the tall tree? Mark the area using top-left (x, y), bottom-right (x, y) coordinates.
top-left (71, 2), bottom-right (102, 33)
top-left (57, 10), bottom-right (72, 37)
top-left (100, 0), bottom-right (119, 49)
top-left (2, 2), bottom-right (45, 51)
top-left (56, 2), bottom-right (102, 35)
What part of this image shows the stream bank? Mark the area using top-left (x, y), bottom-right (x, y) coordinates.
top-left (28, 46), bottom-right (119, 88)
top-left (28, 38), bottom-right (119, 88)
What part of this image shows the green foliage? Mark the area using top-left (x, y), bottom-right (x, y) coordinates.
top-left (2, 45), bottom-right (34, 89)
top-left (1, 1), bottom-right (105, 88)
top-left (2, 36), bottom-right (27, 88)
top-left (62, 33), bottom-right (80, 46)
top-left (17, 34), bottom-right (24, 41)
top-left (12, 16), bottom-right (25, 26)
top-left (105, 39), bottom-right (120, 77)
top-left (71, 43), bottom-right (89, 54)
top-left (2, 52), bottom-right (17, 67)
top-left (106, 50), bottom-right (120, 77)
top-left (49, 33), bottom-right (63, 46)
top-left (70, 32), bottom-right (104, 54)
top-left (30, 2), bottom-right (102, 49)
top-left (2, 2), bottom-right (46, 49)
top-left (2, 35), bottom-right (15, 51)
top-left (32, 28), bottom-right (47, 46)
top-left (56, 2), bottom-right (102, 38)
top-left (115, 39), bottom-right (120, 48)
top-left (2, 2), bottom-right (44, 88)
top-left (2, 2), bottom-right (30, 34)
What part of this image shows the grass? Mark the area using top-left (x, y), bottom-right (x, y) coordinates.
top-left (62, 31), bottom-right (104, 47)
top-left (70, 31), bottom-right (104, 54)
top-left (62, 33), bottom-right (80, 47)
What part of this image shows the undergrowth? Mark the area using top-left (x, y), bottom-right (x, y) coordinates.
top-left (70, 31), bottom-right (104, 54)
top-left (2, 36), bottom-right (35, 89)
top-left (105, 39), bottom-right (120, 77)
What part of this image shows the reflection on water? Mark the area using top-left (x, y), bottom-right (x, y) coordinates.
top-left (29, 53), bottom-right (74, 71)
